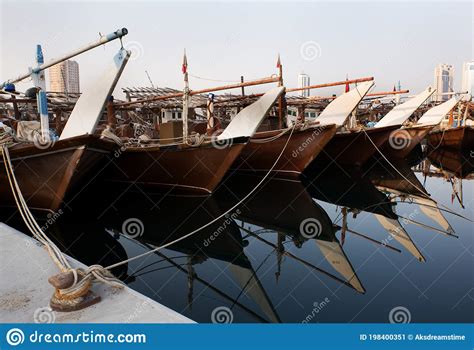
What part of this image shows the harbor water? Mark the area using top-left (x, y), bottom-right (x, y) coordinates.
top-left (2, 151), bottom-right (473, 323)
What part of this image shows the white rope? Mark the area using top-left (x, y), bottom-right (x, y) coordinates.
top-left (250, 127), bottom-right (291, 143)
top-left (105, 123), bottom-right (298, 270)
top-left (1, 145), bottom-right (124, 297)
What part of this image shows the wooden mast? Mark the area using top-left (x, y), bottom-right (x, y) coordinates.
top-left (277, 53), bottom-right (284, 128)
top-left (182, 49), bottom-right (189, 143)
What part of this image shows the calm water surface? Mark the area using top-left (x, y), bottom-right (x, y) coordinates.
top-left (3, 150), bottom-right (473, 323)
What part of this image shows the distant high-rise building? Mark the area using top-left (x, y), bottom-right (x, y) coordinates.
top-left (49, 60), bottom-right (80, 93)
top-left (298, 73), bottom-right (311, 97)
top-left (433, 64), bottom-right (454, 102)
top-left (461, 61), bottom-right (474, 99)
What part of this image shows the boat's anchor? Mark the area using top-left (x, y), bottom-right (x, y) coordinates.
top-left (48, 271), bottom-right (101, 312)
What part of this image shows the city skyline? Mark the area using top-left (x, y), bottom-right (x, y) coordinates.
top-left (0, 1), bottom-right (472, 99)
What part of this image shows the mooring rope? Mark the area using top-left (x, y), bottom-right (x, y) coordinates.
top-left (1, 145), bottom-right (124, 302)
top-left (250, 121), bottom-right (318, 144)
top-left (250, 127), bottom-right (291, 143)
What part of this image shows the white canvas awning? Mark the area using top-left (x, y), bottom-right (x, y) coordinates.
top-left (218, 87), bottom-right (284, 140)
top-left (374, 88), bottom-right (435, 128)
top-left (416, 97), bottom-right (459, 126)
top-left (60, 48), bottom-right (130, 140)
top-left (316, 81), bottom-right (374, 127)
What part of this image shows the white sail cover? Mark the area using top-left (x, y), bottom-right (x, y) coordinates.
top-left (411, 196), bottom-right (455, 235)
top-left (60, 48), bottom-right (130, 140)
top-left (316, 81), bottom-right (374, 127)
top-left (229, 264), bottom-right (280, 323)
top-left (374, 87), bottom-right (435, 128)
top-left (315, 240), bottom-right (365, 293)
top-left (374, 214), bottom-right (425, 262)
top-left (218, 87), bottom-right (284, 141)
top-left (416, 97), bottom-right (458, 126)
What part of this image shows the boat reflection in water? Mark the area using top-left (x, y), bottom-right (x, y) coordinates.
top-left (8, 150), bottom-right (468, 323)
top-left (76, 174), bottom-right (370, 323)
top-left (216, 174), bottom-right (366, 295)
top-left (304, 163), bottom-right (427, 262)
top-left (369, 158), bottom-right (457, 238)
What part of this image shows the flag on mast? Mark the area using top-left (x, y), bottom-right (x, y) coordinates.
top-left (276, 53), bottom-right (281, 69)
top-left (345, 74), bottom-right (350, 93)
top-left (182, 49), bottom-right (188, 74)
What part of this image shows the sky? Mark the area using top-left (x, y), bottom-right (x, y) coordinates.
top-left (0, 1), bottom-right (472, 98)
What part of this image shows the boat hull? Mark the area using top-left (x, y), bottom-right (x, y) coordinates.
top-left (313, 125), bottom-right (400, 167)
top-left (106, 137), bottom-right (248, 194)
top-left (0, 135), bottom-right (115, 212)
top-left (378, 125), bottom-right (433, 159)
top-left (427, 126), bottom-right (474, 152)
top-left (427, 148), bottom-right (474, 179)
top-left (232, 124), bottom-right (337, 177)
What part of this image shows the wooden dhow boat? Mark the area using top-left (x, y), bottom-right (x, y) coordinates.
top-left (231, 122), bottom-right (337, 178)
top-left (105, 87), bottom-right (285, 194)
top-left (428, 125), bottom-right (474, 152)
top-left (310, 81), bottom-right (401, 168)
top-left (231, 77), bottom-right (395, 177)
top-left (0, 30), bottom-right (129, 212)
top-left (426, 147), bottom-right (474, 179)
top-left (373, 88), bottom-right (461, 160)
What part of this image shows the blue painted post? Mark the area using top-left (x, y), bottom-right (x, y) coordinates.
top-left (32, 44), bottom-right (50, 143)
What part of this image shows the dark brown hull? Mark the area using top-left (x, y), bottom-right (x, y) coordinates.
top-left (427, 148), bottom-right (474, 179)
top-left (315, 125), bottom-right (401, 167)
top-left (379, 125), bottom-right (433, 159)
top-left (107, 138), bottom-right (248, 194)
top-left (0, 135), bottom-right (115, 212)
top-left (427, 126), bottom-right (474, 152)
top-left (232, 124), bottom-right (337, 177)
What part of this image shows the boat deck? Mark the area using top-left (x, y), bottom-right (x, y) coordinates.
top-left (0, 223), bottom-right (194, 323)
